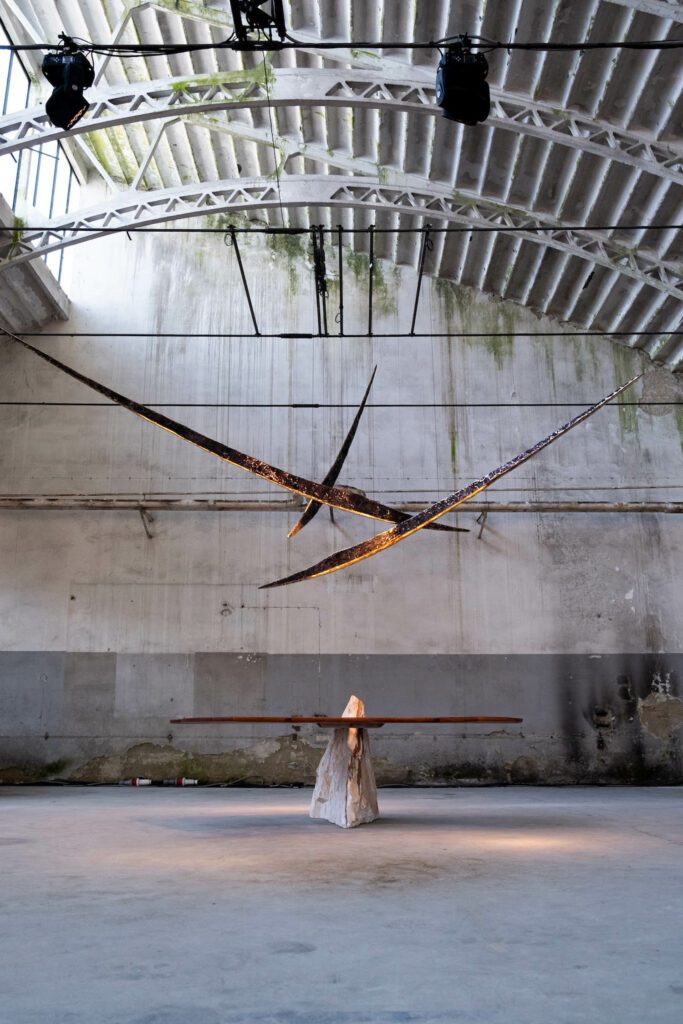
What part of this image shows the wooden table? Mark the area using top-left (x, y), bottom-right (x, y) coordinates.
top-left (171, 701), bottom-right (523, 828)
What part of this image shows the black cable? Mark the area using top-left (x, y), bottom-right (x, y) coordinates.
top-left (11, 330), bottom-right (683, 339)
top-left (0, 402), bottom-right (678, 409)
top-left (2, 36), bottom-right (683, 54)
top-left (460, 35), bottom-right (683, 53)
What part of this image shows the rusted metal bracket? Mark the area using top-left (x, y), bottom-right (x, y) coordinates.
top-left (138, 507), bottom-right (154, 538)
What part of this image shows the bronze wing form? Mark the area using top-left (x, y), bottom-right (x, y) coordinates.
top-left (261, 374), bottom-right (642, 588)
top-left (1, 329), bottom-right (457, 532)
top-left (288, 364), bottom-right (378, 538)
top-left (287, 365), bottom-right (467, 538)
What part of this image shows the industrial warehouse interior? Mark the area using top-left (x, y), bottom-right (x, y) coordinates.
top-left (1, 1), bottom-right (682, 1022)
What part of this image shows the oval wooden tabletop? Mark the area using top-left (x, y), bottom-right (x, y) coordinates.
top-left (170, 715), bottom-right (523, 728)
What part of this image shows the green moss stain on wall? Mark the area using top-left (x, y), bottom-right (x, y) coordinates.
top-left (267, 231), bottom-right (307, 294)
top-left (169, 56), bottom-right (274, 97)
top-left (444, 337), bottom-right (459, 483)
top-left (612, 344), bottom-right (641, 437)
top-left (674, 406), bottom-right (683, 455)
top-left (206, 211), bottom-right (268, 232)
top-left (106, 125), bottom-right (140, 185)
top-left (82, 53), bottom-right (275, 185)
top-left (345, 248), bottom-right (370, 281)
top-left (83, 128), bottom-right (139, 186)
top-left (435, 279), bottom-right (516, 369)
top-left (344, 248), bottom-right (396, 316)
top-left (449, 422), bottom-right (458, 480)
top-left (482, 303), bottom-right (515, 369)
top-left (539, 335), bottom-right (557, 392)
top-left (8, 215), bottom-right (26, 258)
top-left (350, 49), bottom-right (380, 61)
top-left (434, 277), bottom-right (466, 327)
top-left (82, 131), bottom-right (116, 176)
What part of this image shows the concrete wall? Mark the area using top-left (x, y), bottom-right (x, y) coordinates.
top-left (1, 225), bottom-right (682, 783)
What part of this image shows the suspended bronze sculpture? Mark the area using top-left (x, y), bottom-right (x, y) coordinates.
top-left (0, 328), bottom-right (639, 588)
top-left (286, 363), bottom-right (467, 537)
top-left (0, 329), bottom-right (459, 534)
top-left (262, 373), bottom-right (641, 587)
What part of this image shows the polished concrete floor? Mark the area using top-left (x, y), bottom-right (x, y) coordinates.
top-left (1, 786), bottom-right (682, 1024)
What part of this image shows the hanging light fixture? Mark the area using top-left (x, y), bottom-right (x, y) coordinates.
top-left (435, 36), bottom-right (490, 126)
top-left (41, 39), bottom-right (95, 131)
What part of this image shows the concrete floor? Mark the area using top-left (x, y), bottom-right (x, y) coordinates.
top-left (1, 787), bottom-right (682, 1024)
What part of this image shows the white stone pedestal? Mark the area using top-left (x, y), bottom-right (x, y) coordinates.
top-left (309, 695), bottom-right (380, 828)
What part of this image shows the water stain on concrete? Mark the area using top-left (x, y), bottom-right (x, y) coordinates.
top-left (639, 367), bottom-right (683, 417)
top-left (638, 692), bottom-right (683, 741)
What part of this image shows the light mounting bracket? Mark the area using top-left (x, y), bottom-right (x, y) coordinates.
top-left (228, 1), bottom-right (287, 49)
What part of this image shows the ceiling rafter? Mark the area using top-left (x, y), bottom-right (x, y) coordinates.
top-left (2, 175), bottom-right (681, 311)
top-left (105, 0), bottom-right (683, 47)
top-left (2, 70), bottom-right (682, 188)
top-left (1, 0), bottom-right (681, 370)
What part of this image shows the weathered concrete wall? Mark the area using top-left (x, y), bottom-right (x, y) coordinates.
top-left (0, 225), bottom-right (681, 783)
top-left (1, 652), bottom-right (682, 785)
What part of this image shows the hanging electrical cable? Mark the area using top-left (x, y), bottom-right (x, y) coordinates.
top-left (3, 34), bottom-right (683, 55)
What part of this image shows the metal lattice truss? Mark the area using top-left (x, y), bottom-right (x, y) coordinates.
top-left (1, 0), bottom-right (682, 369)
top-left (5, 177), bottom-right (683, 307)
top-left (2, 70), bottom-right (683, 191)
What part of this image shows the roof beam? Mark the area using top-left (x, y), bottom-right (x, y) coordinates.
top-left (1, 175), bottom-right (681, 309)
top-left (608, 0), bottom-right (683, 20)
top-left (1, 69), bottom-right (681, 188)
top-left (122, 0), bottom-right (683, 40)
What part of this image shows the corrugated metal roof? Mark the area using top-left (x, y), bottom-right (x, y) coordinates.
top-left (1, 0), bottom-right (682, 368)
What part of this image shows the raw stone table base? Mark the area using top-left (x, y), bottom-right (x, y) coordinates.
top-left (171, 696), bottom-right (523, 828)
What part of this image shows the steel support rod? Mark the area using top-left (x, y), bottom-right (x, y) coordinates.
top-left (228, 226), bottom-right (260, 336)
top-left (311, 225), bottom-right (323, 337)
top-left (337, 225), bottom-right (344, 336)
top-left (368, 224), bottom-right (374, 337)
top-left (410, 225), bottom-right (431, 336)
top-left (310, 224), bottom-right (329, 336)
top-left (319, 226), bottom-right (328, 336)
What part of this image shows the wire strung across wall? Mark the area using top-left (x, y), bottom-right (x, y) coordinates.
top-left (0, 402), bottom-right (679, 409)
top-left (3, 35), bottom-right (683, 55)
top-left (5, 220), bottom-right (682, 341)
top-left (15, 331), bottom-right (683, 339)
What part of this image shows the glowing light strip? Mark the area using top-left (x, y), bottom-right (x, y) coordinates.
top-left (261, 375), bottom-right (642, 588)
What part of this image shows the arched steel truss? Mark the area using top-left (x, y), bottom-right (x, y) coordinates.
top-left (2, 175), bottom-right (681, 307)
top-left (2, 69), bottom-right (682, 190)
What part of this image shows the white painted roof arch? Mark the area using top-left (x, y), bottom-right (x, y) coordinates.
top-left (1, 0), bottom-right (682, 369)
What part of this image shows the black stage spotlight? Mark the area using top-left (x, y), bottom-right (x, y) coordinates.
top-left (42, 46), bottom-right (95, 130)
top-left (436, 39), bottom-right (490, 126)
